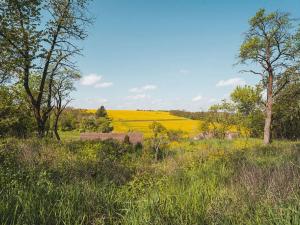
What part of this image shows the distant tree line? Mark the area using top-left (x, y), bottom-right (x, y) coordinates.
top-left (58, 106), bottom-right (113, 134)
top-left (169, 110), bottom-right (210, 120)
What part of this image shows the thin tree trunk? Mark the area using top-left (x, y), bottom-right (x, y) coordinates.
top-left (37, 118), bottom-right (46, 138)
top-left (264, 72), bottom-right (273, 144)
top-left (53, 114), bottom-right (61, 141)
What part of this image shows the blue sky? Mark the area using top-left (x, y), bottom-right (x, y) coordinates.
top-left (71, 0), bottom-right (300, 111)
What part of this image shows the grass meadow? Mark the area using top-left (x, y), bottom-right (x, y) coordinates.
top-left (1, 137), bottom-right (300, 225)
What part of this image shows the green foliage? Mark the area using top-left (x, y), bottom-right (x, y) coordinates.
top-left (230, 85), bottom-right (262, 116)
top-left (1, 138), bottom-right (300, 224)
top-left (272, 80), bottom-right (300, 140)
top-left (0, 86), bottom-right (35, 137)
top-left (80, 117), bottom-right (113, 133)
top-left (202, 100), bottom-right (237, 138)
top-left (231, 85), bottom-right (264, 138)
top-left (60, 113), bottom-right (77, 131)
top-left (238, 8), bottom-right (300, 143)
top-left (169, 110), bottom-right (208, 120)
top-left (0, 0), bottom-right (92, 137)
top-left (239, 9), bottom-right (294, 64)
top-left (59, 108), bottom-right (92, 131)
top-left (0, 139), bottom-right (133, 225)
top-left (148, 122), bottom-right (170, 160)
top-left (95, 105), bottom-right (108, 118)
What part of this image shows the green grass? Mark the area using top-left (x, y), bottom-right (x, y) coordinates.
top-left (1, 138), bottom-right (300, 224)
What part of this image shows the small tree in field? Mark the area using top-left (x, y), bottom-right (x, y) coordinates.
top-left (239, 9), bottom-right (300, 144)
top-left (95, 106), bottom-right (108, 118)
top-left (199, 100), bottom-right (236, 139)
top-left (148, 122), bottom-right (169, 161)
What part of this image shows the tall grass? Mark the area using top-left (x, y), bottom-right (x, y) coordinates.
top-left (1, 138), bottom-right (300, 224)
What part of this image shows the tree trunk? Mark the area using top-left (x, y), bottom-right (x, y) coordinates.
top-left (53, 114), bottom-right (61, 141)
top-left (37, 118), bottom-right (46, 138)
top-left (264, 72), bottom-right (273, 144)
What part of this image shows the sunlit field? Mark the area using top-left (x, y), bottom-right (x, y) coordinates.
top-left (1, 1), bottom-right (300, 224)
top-left (86, 110), bottom-right (200, 137)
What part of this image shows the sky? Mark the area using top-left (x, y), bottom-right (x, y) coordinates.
top-left (71, 0), bottom-right (300, 111)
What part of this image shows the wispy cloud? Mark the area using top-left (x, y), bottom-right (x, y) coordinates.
top-left (86, 98), bottom-right (108, 104)
top-left (80, 74), bottom-right (102, 86)
top-left (80, 73), bottom-right (113, 88)
top-left (192, 95), bottom-right (203, 102)
top-left (129, 85), bottom-right (157, 93)
top-left (127, 94), bottom-right (148, 100)
top-left (216, 77), bottom-right (246, 87)
top-left (94, 82), bottom-right (113, 88)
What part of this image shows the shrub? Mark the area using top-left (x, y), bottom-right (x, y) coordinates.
top-left (80, 117), bottom-right (113, 133)
top-left (148, 122), bottom-right (170, 161)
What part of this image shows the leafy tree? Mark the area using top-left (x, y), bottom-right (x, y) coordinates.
top-left (201, 100), bottom-right (236, 139)
top-left (60, 115), bottom-right (77, 131)
top-left (95, 105), bottom-right (108, 118)
top-left (231, 85), bottom-right (265, 137)
top-left (0, 0), bottom-right (92, 137)
top-left (96, 117), bottom-right (114, 133)
top-left (0, 86), bottom-right (35, 137)
top-left (272, 78), bottom-right (300, 140)
top-left (80, 117), bottom-right (113, 133)
top-left (231, 85), bottom-right (262, 116)
top-left (239, 9), bottom-right (300, 144)
top-left (59, 108), bottom-right (90, 131)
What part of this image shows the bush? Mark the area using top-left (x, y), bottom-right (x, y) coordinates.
top-left (0, 86), bottom-right (36, 138)
top-left (147, 122), bottom-right (170, 161)
top-left (80, 117), bottom-right (113, 133)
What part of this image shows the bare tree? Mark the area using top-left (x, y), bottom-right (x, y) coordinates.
top-left (0, 0), bottom-right (92, 137)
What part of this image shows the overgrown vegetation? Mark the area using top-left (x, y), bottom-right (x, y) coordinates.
top-left (1, 138), bottom-right (300, 224)
top-left (1, 3), bottom-right (300, 225)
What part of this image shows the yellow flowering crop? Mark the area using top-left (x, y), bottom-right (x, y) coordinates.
top-left (87, 110), bottom-right (200, 137)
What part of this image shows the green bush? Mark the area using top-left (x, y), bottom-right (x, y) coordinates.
top-left (80, 117), bottom-right (113, 133)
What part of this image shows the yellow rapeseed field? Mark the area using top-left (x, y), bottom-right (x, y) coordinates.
top-left (88, 109), bottom-right (200, 136)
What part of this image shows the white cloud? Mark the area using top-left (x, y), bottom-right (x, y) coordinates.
top-left (129, 84), bottom-right (157, 93)
top-left (86, 98), bottom-right (108, 104)
top-left (127, 94), bottom-right (148, 100)
top-left (80, 74), bottom-right (102, 86)
top-left (192, 95), bottom-right (203, 102)
top-left (216, 77), bottom-right (246, 87)
top-left (179, 69), bottom-right (190, 75)
top-left (94, 82), bottom-right (113, 88)
top-left (80, 73), bottom-right (113, 88)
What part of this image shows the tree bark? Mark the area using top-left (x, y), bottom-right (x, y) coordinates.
top-left (264, 72), bottom-right (273, 144)
top-left (53, 113), bottom-right (61, 141)
top-left (37, 118), bottom-right (46, 138)
top-left (53, 120), bottom-right (60, 141)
